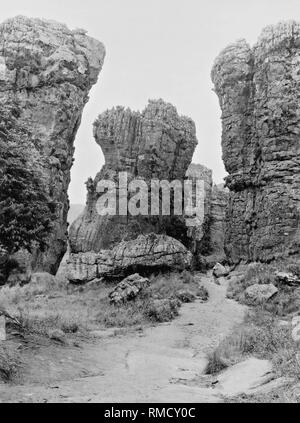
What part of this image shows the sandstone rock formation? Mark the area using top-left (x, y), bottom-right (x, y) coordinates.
top-left (67, 99), bottom-right (228, 281)
top-left (185, 164), bottom-right (212, 252)
top-left (67, 234), bottom-right (193, 282)
top-left (0, 16), bottom-right (105, 273)
top-left (69, 99), bottom-right (198, 254)
top-left (185, 166), bottom-right (228, 263)
top-left (212, 21), bottom-right (300, 263)
top-left (209, 184), bottom-right (228, 261)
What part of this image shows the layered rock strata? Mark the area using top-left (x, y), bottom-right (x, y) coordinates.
top-left (69, 99), bottom-right (198, 253)
top-left (67, 234), bottom-right (193, 282)
top-left (212, 21), bottom-right (300, 263)
top-left (0, 16), bottom-right (105, 273)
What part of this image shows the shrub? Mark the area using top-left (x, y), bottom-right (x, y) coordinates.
top-left (0, 103), bottom-right (56, 278)
top-left (0, 344), bottom-right (21, 382)
top-left (144, 299), bottom-right (180, 323)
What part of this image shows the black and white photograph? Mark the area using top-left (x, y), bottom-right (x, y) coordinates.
top-left (0, 0), bottom-right (300, 407)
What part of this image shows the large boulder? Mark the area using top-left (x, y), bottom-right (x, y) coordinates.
top-left (212, 21), bottom-right (300, 263)
top-left (0, 16), bottom-right (105, 274)
top-left (109, 274), bottom-right (150, 305)
top-left (245, 283), bottom-right (278, 304)
top-left (67, 233), bottom-right (193, 283)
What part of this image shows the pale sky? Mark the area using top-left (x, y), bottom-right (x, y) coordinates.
top-left (2, 0), bottom-right (300, 203)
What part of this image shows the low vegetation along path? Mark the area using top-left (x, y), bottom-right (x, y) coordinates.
top-left (0, 273), bottom-right (245, 403)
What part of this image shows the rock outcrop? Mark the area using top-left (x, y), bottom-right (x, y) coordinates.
top-left (212, 21), bottom-right (300, 263)
top-left (185, 166), bottom-right (228, 263)
top-left (69, 99), bottom-right (198, 253)
top-left (67, 233), bottom-right (193, 282)
top-left (67, 99), bottom-right (228, 281)
top-left (209, 184), bottom-right (228, 261)
top-left (0, 16), bottom-right (105, 273)
top-left (185, 164), bottom-right (213, 252)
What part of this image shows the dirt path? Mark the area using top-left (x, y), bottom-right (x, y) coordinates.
top-left (0, 273), bottom-right (246, 403)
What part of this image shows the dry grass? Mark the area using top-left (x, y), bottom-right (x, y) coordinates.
top-left (207, 258), bottom-right (300, 401)
top-left (206, 307), bottom-right (300, 379)
top-left (227, 259), bottom-right (300, 315)
top-left (95, 271), bottom-right (206, 327)
top-left (0, 270), bottom-right (205, 383)
top-left (0, 270), bottom-right (205, 338)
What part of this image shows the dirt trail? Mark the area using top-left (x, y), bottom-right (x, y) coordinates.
top-left (0, 273), bottom-right (245, 403)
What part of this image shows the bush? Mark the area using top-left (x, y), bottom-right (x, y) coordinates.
top-left (0, 103), bottom-right (56, 277)
top-left (181, 270), bottom-right (195, 285)
top-left (144, 298), bottom-right (180, 323)
top-left (0, 344), bottom-right (21, 382)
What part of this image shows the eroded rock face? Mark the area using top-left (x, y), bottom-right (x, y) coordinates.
top-left (185, 164), bottom-right (213, 252)
top-left (67, 234), bottom-right (193, 282)
top-left (185, 167), bottom-right (228, 263)
top-left (210, 184), bottom-right (228, 261)
top-left (68, 99), bottom-right (228, 281)
top-left (0, 16), bottom-right (105, 273)
top-left (69, 100), bottom-right (198, 253)
top-left (212, 21), bottom-right (300, 263)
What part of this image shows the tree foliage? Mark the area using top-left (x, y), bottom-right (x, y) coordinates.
top-left (0, 103), bottom-right (56, 256)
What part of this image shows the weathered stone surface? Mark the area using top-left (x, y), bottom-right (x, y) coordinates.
top-left (210, 184), bottom-right (228, 260)
top-left (214, 358), bottom-right (273, 397)
top-left (67, 234), bottom-right (193, 282)
top-left (212, 21), bottom-right (300, 263)
top-left (185, 166), bottom-right (228, 263)
top-left (69, 99), bottom-right (198, 254)
top-left (0, 16), bottom-right (105, 273)
top-left (109, 274), bottom-right (150, 305)
top-left (245, 283), bottom-right (278, 303)
top-left (185, 164), bottom-right (212, 253)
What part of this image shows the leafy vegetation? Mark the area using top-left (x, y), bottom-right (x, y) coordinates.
top-left (0, 103), bottom-right (56, 257)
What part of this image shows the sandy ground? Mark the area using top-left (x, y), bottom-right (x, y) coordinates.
top-left (0, 273), bottom-right (246, 403)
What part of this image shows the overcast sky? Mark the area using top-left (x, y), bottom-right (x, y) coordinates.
top-left (2, 0), bottom-right (300, 203)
